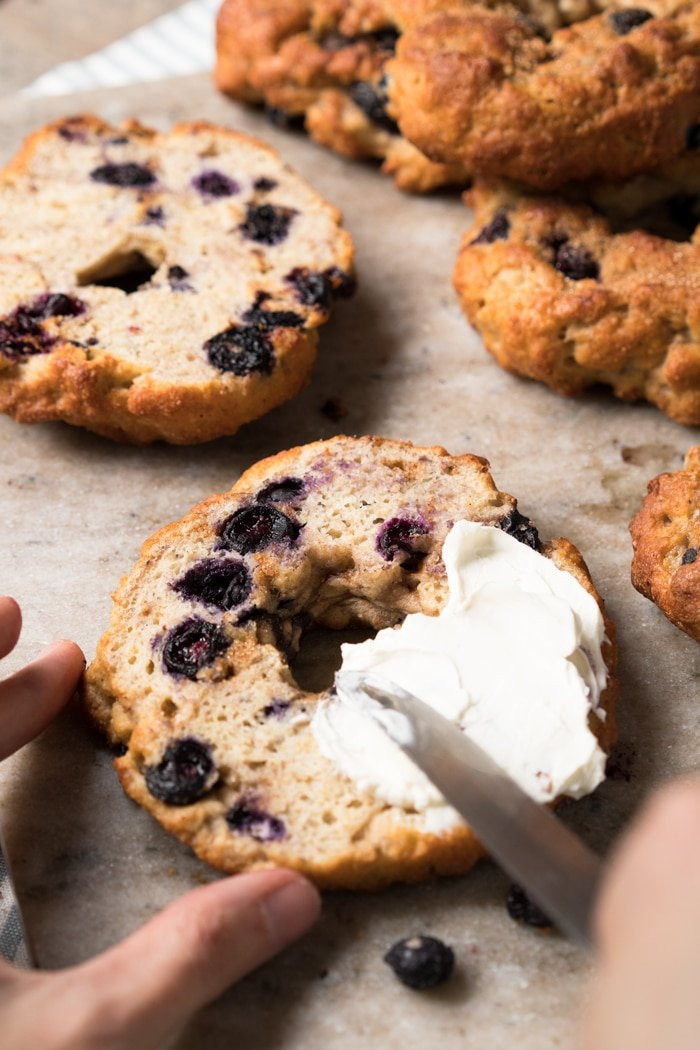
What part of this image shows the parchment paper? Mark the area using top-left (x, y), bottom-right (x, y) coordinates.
top-left (0, 77), bottom-right (698, 1050)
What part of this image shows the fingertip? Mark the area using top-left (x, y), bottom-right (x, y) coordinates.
top-left (43, 639), bottom-right (86, 672)
top-left (260, 870), bottom-right (322, 947)
top-left (0, 597), bottom-right (22, 659)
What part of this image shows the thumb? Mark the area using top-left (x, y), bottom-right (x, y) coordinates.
top-left (71, 868), bottom-right (320, 1049)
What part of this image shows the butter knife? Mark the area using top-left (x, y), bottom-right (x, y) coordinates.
top-left (338, 671), bottom-right (603, 950)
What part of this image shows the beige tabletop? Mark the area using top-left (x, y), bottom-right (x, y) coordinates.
top-left (0, 5), bottom-right (699, 1048)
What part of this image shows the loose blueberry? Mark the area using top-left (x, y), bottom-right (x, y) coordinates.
top-left (192, 170), bottom-right (240, 198)
top-left (609, 8), bottom-right (653, 34)
top-left (320, 396), bottom-right (347, 422)
top-left (239, 203), bottom-right (296, 246)
top-left (254, 176), bottom-right (278, 191)
top-left (256, 476), bottom-right (305, 504)
top-left (506, 883), bottom-right (552, 928)
top-left (173, 558), bottom-right (252, 611)
top-left (498, 508), bottom-right (541, 551)
top-left (90, 162), bottom-right (156, 187)
top-left (383, 936), bottom-right (455, 990)
top-left (219, 505), bottom-right (301, 554)
top-left (554, 242), bottom-right (599, 280)
top-left (682, 547), bottom-right (698, 564)
top-left (263, 699), bottom-right (292, 717)
top-left (471, 210), bottom-right (510, 245)
top-left (377, 517), bottom-right (429, 568)
top-left (144, 737), bottom-right (216, 805)
top-left (226, 799), bottom-right (286, 841)
top-left (205, 325), bottom-right (273, 375)
top-left (686, 124), bottom-right (700, 150)
top-left (161, 618), bottom-right (230, 680)
top-left (349, 78), bottom-right (399, 134)
top-left (264, 106), bottom-right (305, 131)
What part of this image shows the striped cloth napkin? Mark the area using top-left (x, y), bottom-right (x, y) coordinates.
top-left (22, 0), bottom-right (219, 99)
top-left (0, 829), bottom-right (32, 968)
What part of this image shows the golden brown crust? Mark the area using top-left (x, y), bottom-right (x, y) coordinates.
top-left (389, 0), bottom-right (700, 189)
top-left (630, 446), bottom-right (700, 642)
top-left (0, 115), bottom-right (354, 444)
top-left (453, 177), bottom-right (700, 425)
top-left (83, 435), bottom-right (617, 889)
top-left (215, 0), bottom-right (471, 191)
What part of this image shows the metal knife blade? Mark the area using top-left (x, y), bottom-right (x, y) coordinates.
top-left (338, 671), bottom-right (602, 950)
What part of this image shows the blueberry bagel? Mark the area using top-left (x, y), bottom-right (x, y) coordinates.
top-left (215, 0), bottom-right (612, 193)
top-left (454, 160), bottom-right (700, 424)
top-left (630, 446), bottom-right (700, 642)
top-left (84, 436), bottom-right (617, 889)
top-left (388, 0), bottom-right (700, 189)
top-left (0, 116), bottom-right (354, 443)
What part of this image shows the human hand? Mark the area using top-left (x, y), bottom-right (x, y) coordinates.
top-left (0, 596), bottom-right (321, 1050)
top-left (580, 779), bottom-right (700, 1050)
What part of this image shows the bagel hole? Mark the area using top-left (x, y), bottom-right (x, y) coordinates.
top-left (290, 625), bottom-right (376, 693)
top-left (77, 250), bottom-right (158, 293)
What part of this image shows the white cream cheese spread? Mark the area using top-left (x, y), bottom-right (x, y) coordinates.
top-left (311, 519), bottom-right (608, 832)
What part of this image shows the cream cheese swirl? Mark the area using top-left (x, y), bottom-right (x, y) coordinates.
top-left (311, 519), bottom-right (608, 832)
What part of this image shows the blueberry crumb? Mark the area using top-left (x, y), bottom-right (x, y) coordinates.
top-left (383, 935), bottom-right (455, 990)
top-left (320, 396), bottom-right (347, 422)
top-left (682, 547), bottom-right (698, 564)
